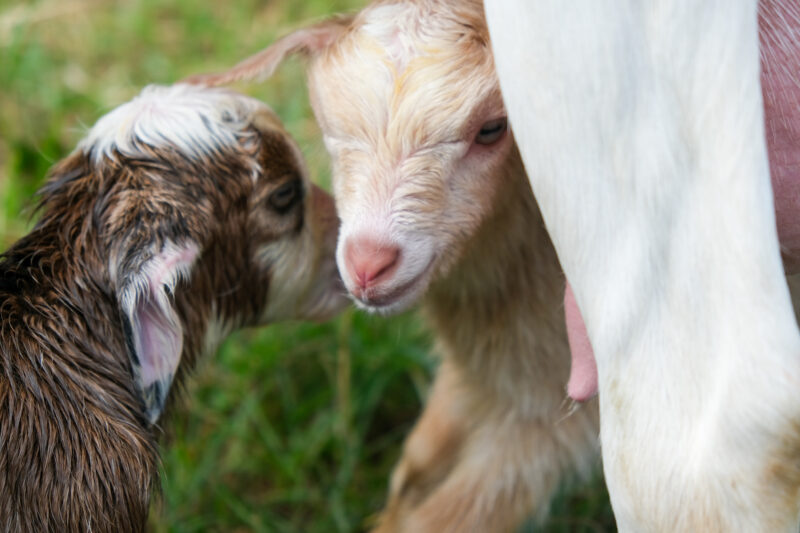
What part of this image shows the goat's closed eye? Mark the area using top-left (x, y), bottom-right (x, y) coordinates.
top-left (475, 118), bottom-right (507, 145)
top-left (269, 178), bottom-right (304, 213)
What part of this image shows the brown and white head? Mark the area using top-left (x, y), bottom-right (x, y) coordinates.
top-left (63, 83), bottom-right (346, 421)
top-left (186, 0), bottom-right (514, 315)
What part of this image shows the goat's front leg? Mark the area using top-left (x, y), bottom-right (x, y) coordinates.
top-left (375, 358), bottom-right (468, 532)
top-left (375, 359), bottom-right (599, 533)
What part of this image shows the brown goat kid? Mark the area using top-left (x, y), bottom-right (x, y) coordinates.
top-left (188, 1), bottom-right (600, 531)
top-left (0, 84), bottom-right (346, 532)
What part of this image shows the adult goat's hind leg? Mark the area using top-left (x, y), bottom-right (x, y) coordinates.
top-left (487, 1), bottom-right (800, 530)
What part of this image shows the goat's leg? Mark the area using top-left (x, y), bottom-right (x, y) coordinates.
top-left (418, 406), bottom-right (598, 533)
top-left (378, 401), bottom-right (599, 533)
top-left (375, 361), bottom-right (599, 533)
top-left (375, 358), bottom-right (468, 532)
top-left (487, 0), bottom-right (800, 530)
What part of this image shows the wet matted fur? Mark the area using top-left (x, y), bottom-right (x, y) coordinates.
top-left (0, 84), bottom-right (345, 532)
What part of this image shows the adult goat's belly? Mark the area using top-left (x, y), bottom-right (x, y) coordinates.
top-left (762, 0), bottom-right (800, 271)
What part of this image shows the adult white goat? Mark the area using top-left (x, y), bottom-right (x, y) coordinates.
top-left (486, 0), bottom-right (800, 530)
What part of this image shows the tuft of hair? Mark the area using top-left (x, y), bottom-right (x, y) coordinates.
top-left (78, 84), bottom-right (267, 165)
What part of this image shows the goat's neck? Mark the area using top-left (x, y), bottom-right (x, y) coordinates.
top-left (424, 152), bottom-right (571, 415)
top-left (171, 231), bottom-right (268, 377)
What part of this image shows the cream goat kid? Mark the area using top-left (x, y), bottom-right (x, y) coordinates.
top-left (486, 0), bottom-right (800, 531)
top-left (188, 0), bottom-right (598, 531)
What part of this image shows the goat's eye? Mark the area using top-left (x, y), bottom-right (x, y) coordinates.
top-left (268, 179), bottom-right (303, 213)
top-left (475, 118), bottom-right (508, 145)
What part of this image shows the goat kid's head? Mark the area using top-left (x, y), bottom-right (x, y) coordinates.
top-left (45, 84), bottom-right (345, 422)
top-left (187, 0), bottom-right (513, 314)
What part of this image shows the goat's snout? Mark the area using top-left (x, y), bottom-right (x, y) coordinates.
top-left (344, 237), bottom-right (401, 295)
top-left (337, 226), bottom-right (436, 313)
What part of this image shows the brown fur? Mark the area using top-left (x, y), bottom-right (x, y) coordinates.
top-left (0, 88), bottom-right (343, 532)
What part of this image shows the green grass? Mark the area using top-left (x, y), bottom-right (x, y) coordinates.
top-left (0, 1), bottom-right (613, 531)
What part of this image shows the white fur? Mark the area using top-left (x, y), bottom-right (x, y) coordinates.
top-left (80, 84), bottom-right (263, 168)
top-left (202, 308), bottom-right (230, 357)
top-left (118, 240), bottom-right (199, 328)
top-left (486, 0), bottom-right (800, 530)
top-left (361, 4), bottom-right (424, 73)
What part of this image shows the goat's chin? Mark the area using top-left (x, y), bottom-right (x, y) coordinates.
top-left (349, 261), bottom-right (435, 316)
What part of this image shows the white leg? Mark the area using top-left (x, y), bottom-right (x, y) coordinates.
top-left (486, 1), bottom-right (800, 530)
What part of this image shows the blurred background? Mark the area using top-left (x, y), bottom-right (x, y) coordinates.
top-left (0, 0), bottom-right (612, 531)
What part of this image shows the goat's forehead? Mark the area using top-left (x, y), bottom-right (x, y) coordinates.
top-left (358, 2), bottom-right (429, 73)
top-left (311, 3), bottom-right (498, 150)
top-left (357, 0), bottom-right (489, 54)
top-left (79, 84), bottom-right (271, 165)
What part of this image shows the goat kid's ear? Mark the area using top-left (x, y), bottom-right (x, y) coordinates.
top-left (182, 15), bottom-right (353, 87)
top-left (117, 242), bottom-right (199, 424)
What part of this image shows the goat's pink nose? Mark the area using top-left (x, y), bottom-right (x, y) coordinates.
top-left (345, 238), bottom-right (400, 290)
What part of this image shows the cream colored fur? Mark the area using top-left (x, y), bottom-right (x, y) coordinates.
top-left (316, 4), bottom-right (600, 531)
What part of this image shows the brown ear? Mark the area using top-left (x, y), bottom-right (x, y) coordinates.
top-left (183, 15), bottom-right (354, 87)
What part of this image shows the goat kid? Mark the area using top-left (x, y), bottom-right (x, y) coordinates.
top-left (0, 84), bottom-right (346, 532)
top-left (486, 0), bottom-right (800, 531)
top-left (187, 1), bottom-right (599, 531)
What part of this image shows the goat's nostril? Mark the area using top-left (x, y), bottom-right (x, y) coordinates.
top-left (345, 238), bottom-right (401, 290)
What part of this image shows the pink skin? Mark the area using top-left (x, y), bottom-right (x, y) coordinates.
top-left (345, 237), bottom-right (401, 298)
top-left (761, 0), bottom-right (800, 273)
top-left (565, 283), bottom-right (598, 402)
top-left (566, 0), bottom-right (800, 401)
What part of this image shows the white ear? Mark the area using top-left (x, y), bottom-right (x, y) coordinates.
top-left (118, 241), bottom-right (199, 424)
